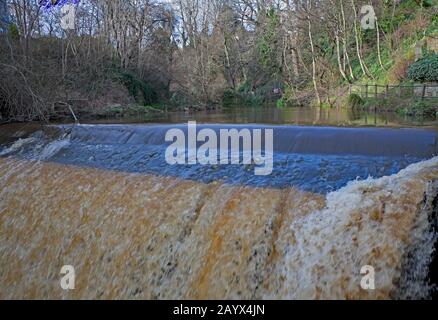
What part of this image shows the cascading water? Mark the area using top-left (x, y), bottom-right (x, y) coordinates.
top-left (0, 123), bottom-right (437, 299)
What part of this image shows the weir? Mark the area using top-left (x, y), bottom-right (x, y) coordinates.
top-left (68, 124), bottom-right (438, 157)
top-left (0, 124), bottom-right (438, 299)
top-left (2, 124), bottom-right (438, 193)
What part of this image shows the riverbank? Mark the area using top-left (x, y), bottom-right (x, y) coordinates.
top-left (2, 105), bottom-right (438, 130)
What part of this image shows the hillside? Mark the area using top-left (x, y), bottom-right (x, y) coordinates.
top-left (0, 0), bottom-right (437, 122)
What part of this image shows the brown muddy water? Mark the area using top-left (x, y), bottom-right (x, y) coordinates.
top-left (0, 107), bottom-right (438, 299)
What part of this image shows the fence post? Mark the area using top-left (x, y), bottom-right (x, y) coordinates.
top-left (375, 84), bottom-right (377, 98)
top-left (385, 84), bottom-right (388, 97)
top-left (365, 84), bottom-right (368, 98)
top-left (349, 83), bottom-right (351, 95)
top-left (421, 84), bottom-right (426, 100)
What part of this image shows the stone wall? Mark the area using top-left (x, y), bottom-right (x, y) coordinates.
top-left (426, 34), bottom-right (438, 54)
top-left (415, 34), bottom-right (438, 61)
top-left (414, 83), bottom-right (438, 98)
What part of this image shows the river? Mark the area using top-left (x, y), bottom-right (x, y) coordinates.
top-left (0, 106), bottom-right (437, 299)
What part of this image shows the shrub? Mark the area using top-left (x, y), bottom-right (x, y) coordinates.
top-left (411, 100), bottom-right (437, 117)
top-left (346, 93), bottom-right (364, 108)
top-left (280, 85), bottom-right (298, 106)
top-left (222, 89), bottom-right (237, 108)
top-left (388, 51), bottom-right (415, 83)
top-left (221, 88), bottom-right (266, 108)
top-left (407, 54), bottom-right (438, 82)
top-left (396, 100), bottom-right (437, 117)
top-left (425, 12), bottom-right (438, 36)
top-left (276, 98), bottom-right (285, 108)
top-left (8, 23), bottom-right (19, 40)
top-left (116, 71), bottom-right (157, 105)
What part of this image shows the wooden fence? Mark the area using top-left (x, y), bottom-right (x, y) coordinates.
top-left (349, 84), bottom-right (438, 100)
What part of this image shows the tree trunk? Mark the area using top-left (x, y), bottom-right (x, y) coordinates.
top-left (351, 0), bottom-right (372, 79)
top-left (307, 11), bottom-right (321, 106)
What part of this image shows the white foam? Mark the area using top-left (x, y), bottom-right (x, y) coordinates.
top-left (38, 138), bottom-right (70, 160)
top-left (0, 137), bottom-right (35, 156)
top-left (273, 156), bottom-right (438, 299)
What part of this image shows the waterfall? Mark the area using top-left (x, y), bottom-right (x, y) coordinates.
top-left (0, 124), bottom-right (437, 299)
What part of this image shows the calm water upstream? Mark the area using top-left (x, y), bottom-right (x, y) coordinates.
top-left (0, 106), bottom-right (437, 299)
top-left (87, 106), bottom-right (438, 127)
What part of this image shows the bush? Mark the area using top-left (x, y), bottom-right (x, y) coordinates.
top-left (396, 100), bottom-right (437, 117)
top-left (346, 93), bottom-right (365, 108)
top-left (222, 86), bottom-right (265, 107)
top-left (8, 23), bottom-right (19, 40)
top-left (116, 71), bottom-right (157, 105)
top-left (276, 98), bottom-right (285, 108)
top-left (388, 51), bottom-right (415, 83)
top-left (222, 89), bottom-right (238, 107)
top-left (279, 84), bottom-right (298, 106)
top-left (407, 54), bottom-right (438, 82)
top-left (411, 100), bottom-right (437, 117)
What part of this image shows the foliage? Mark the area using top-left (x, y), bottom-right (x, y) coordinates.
top-left (116, 71), bottom-right (158, 105)
top-left (257, 8), bottom-right (281, 77)
top-left (407, 54), bottom-right (438, 82)
top-left (8, 23), bottom-right (19, 40)
top-left (388, 50), bottom-right (415, 83)
top-left (379, 0), bottom-right (421, 33)
top-left (276, 98), bottom-right (284, 108)
top-left (347, 93), bottom-right (365, 109)
top-left (222, 88), bottom-right (238, 107)
top-left (426, 13), bottom-right (438, 35)
top-left (1, 0), bottom-right (438, 121)
top-left (222, 88), bottom-right (264, 108)
top-left (396, 100), bottom-right (437, 117)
